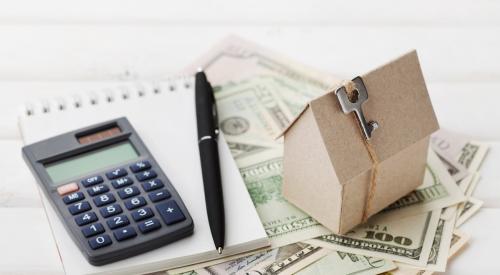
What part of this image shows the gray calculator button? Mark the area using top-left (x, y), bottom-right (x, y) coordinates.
top-left (156, 200), bottom-right (185, 225)
top-left (82, 223), bottom-right (105, 238)
top-left (88, 234), bottom-right (112, 250)
top-left (68, 201), bottom-right (91, 215)
top-left (106, 214), bottom-right (130, 230)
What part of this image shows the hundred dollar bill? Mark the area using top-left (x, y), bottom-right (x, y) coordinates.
top-left (434, 152), bottom-right (469, 182)
top-left (166, 248), bottom-right (269, 275)
top-left (194, 250), bottom-right (271, 275)
top-left (214, 78), bottom-right (295, 149)
top-left (183, 35), bottom-right (339, 97)
top-left (431, 129), bottom-right (489, 173)
top-left (188, 243), bottom-right (328, 275)
top-left (295, 251), bottom-right (397, 275)
top-left (379, 150), bottom-right (465, 221)
top-left (391, 230), bottom-right (470, 275)
top-left (305, 210), bottom-right (441, 266)
top-left (456, 197), bottom-right (483, 227)
top-left (447, 230), bottom-right (469, 259)
top-left (237, 149), bottom-right (330, 247)
top-left (397, 206), bottom-right (458, 272)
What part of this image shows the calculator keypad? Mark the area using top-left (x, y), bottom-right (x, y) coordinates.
top-left (60, 159), bottom-right (187, 251)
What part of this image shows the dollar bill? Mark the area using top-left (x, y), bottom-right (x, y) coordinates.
top-left (305, 210), bottom-right (441, 266)
top-left (189, 243), bottom-right (328, 275)
top-left (447, 230), bottom-right (469, 259)
top-left (214, 78), bottom-right (294, 149)
top-left (237, 149), bottom-right (330, 247)
top-left (431, 129), bottom-right (489, 173)
top-left (244, 243), bottom-right (329, 275)
top-left (295, 251), bottom-right (397, 275)
top-left (456, 197), bottom-right (484, 227)
top-left (391, 230), bottom-right (470, 275)
top-left (434, 152), bottom-right (469, 182)
top-left (397, 206), bottom-right (458, 272)
top-left (183, 35), bottom-right (338, 95)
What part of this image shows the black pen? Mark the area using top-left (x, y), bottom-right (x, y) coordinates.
top-left (195, 69), bottom-right (225, 254)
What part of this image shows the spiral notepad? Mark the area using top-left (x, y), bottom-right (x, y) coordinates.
top-left (18, 77), bottom-right (268, 275)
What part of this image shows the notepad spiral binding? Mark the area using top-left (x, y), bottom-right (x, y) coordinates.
top-left (21, 77), bottom-right (194, 117)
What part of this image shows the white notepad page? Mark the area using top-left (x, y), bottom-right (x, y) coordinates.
top-left (18, 77), bottom-right (268, 275)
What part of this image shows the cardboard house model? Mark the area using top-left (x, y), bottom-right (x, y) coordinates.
top-left (280, 51), bottom-right (439, 234)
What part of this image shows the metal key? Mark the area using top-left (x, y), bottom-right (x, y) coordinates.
top-left (335, 76), bottom-right (378, 140)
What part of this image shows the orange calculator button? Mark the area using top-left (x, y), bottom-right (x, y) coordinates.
top-left (57, 182), bottom-right (79, 196)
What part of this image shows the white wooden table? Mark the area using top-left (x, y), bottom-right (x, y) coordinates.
top-left (0, 1), bottom-right (499, 274)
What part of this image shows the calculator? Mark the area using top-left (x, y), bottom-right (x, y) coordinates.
top-left (22, 117), bottom-right (193, 266)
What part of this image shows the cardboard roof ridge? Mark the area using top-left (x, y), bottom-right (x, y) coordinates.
top-left (279, 50), bottom-right (439, 182)
top-left (276, 86), bottom-right (342, 139)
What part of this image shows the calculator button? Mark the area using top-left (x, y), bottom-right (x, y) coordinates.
top-left (62, 191), bottom-right (85, 204)
top-left (118, 186), bottom-right (140, 199)
top-left (75, 211), bottom-right (98, 226)
top-left (106, 214), bottom-right (130, 230)
top-left (88, 234), bottom-right (112, 250)
top-left (130, 161), bottom-right (151, 173)
top-left (148, 189), bottom-right (171, 202)
top-left (141, 179), bottom-right (164, 192)
top-left (93, 193), bottom-right (116, 207)
top-left (100, 204), bottom-right (123, 218)
top-left (131, 207), bottom-right (154, 221)
top-left (111, 176), bottom-right (133, 189)
top-left (57, 182), bottom-right (79, 196)
top-left (82, 223), bottom-right (105, 237)
top-left (106, 168), bottom-right (128, 180)
top-left (81, 175), bottom-right (103, 187)
top-left (156, 200), bottom-right (185, 225)
top-left (68, 201), bottom-right (91, 215)
top-left (124, 196), bottom-right (147, 210)
top-left (113, 226), bottom-right (137, 242)
top-left (135, 170), bottom-right (157, 181)
top-left (87, 184), bottom-right (109, 196)
top-left (138, 218), bottom-right (161, 234)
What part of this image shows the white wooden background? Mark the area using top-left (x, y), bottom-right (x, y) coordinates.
top-left (0, 1), bottom-right (499, 274)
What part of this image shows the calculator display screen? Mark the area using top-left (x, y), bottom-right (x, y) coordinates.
top-left (45, 142), bottom-right (138, 185)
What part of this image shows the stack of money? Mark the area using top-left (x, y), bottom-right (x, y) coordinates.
top-left (162, 36), bottom-right (489, 275)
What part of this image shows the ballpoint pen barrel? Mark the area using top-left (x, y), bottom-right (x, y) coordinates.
top-left (199, 139), bottom-right (225, 249)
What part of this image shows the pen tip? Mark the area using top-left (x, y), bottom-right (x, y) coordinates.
top-left (197, 67), bottom-right (203, 73)
top-left (217, 247), bottom-right (223, 254)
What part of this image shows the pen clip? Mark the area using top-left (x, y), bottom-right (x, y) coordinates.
top-left (209, 82), bottom-right (219, 138)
